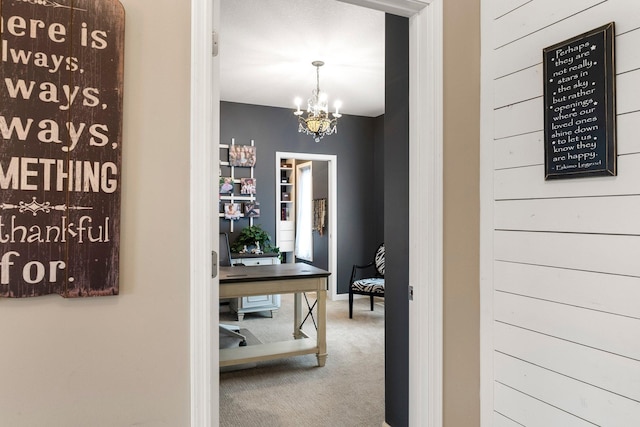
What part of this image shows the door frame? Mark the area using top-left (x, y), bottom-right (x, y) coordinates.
top-left (275, 152), bottom-right (338, 300)
top-left (190, 1), bottom-right (443, 426)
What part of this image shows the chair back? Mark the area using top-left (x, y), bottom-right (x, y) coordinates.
top-left (374, 243), bottom-right (385, 276)
top-left (219, 233), bottom-right (232, 267)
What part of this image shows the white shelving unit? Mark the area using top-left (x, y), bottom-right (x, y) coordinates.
top-left (277, 159), bottom-right (295, 263)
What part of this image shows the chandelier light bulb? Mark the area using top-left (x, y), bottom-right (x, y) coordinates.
top-left (294, 97), bottom-right (302, 115)
top-left (334, 100), bottom-right (342, 117)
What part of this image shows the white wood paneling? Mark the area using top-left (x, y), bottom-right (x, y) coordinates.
top-left (618, 111), bottom-right (640, 155)
top-left (494, 291), bottom-right (640, 360)
top-left (494, 382), bottom-right (594, 427)
top-left (495, 322), bottom-right (640, 401)
top-left (493, 412), bottom-right (523, 427)
top-left (484, 0), bottom-right (640, 425)
top-left (493, 1), bottom-right (640, 78)
top-left (494, 70), bottom-right (638, 139)
top-left (493, 0), bottom-right (531, 20)
top-left (495, 352), bottom-right (640, 426)
top-left (494, 64), bottom-right (542, 109)
top-left (494, 38), bottom-right (640, 110)
top-left (494, 261), bottom-right (640, 319)
top-left (617, 68), bottom-right (640, 114)
top-left (494, 131), bottom-right (544, 170)
top-left (616, 28), bottom-right (640, 74)
top-left (494, 110), bottom-right (640, 170)
top-left (494, 230), bottom-right (640, 277)
top-left (492, 0), bottom-right (604, 49)
top-left (494, 153), bottom-right (640, 200)
top-left (494, 97), bottom-right (543, 139)
top-left (494, 196), bottom-right (640, 235)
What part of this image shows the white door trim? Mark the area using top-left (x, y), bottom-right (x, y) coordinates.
top-left (190, 1), bottom-right (444, 426)
top-left (408, 2), bottom-right (444, 426)
top-left (275, 152), bottom-right (338, 301)
top-left (190, 0), bottom-right (218, 426)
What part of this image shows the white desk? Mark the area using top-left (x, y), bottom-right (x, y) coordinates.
top-left (229, 253), bottom-right (281, 320)
top-left (219, 263), bottom-right (330, 368)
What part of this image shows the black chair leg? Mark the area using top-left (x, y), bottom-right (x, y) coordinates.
top-left (349, 291), bottom-right (354, 318)
top-left (370, 295), bottom-right (374, 311)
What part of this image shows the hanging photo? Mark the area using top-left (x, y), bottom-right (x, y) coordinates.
top-left (219, 177), bottom-right (234, 194)
top-left (240, 178), bottom-right (257, 195)
top-left (229, 145), bottom-right (257, 167)
top-left (244, 202), bottom-right (260, 218)
top-left (224, 203), bottom-right (242, 220)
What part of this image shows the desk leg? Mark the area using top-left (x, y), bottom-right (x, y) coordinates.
top-left (293, 292), bottom-right (304, 339)
top-left (316, 288), bottom-right (327, 367)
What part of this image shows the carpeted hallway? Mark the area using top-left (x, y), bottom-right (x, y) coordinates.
top-left (219, 293), bottom-right (385, 426)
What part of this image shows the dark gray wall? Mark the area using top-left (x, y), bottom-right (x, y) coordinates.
top-left (384, 14), bottom-right (410, 427)
top-left (220, 101), bottom-right (383, 292)
top-left (311, 160), bottom-right (329, 270)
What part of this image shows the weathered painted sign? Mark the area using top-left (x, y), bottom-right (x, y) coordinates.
top-left (0, 0), bottom-right (124, 297)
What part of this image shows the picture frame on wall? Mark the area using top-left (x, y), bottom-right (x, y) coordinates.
top-left (229, 145), bottom-right (257, 167)
top-left (219, 177), bottom-right (234, 194)
top-left (224, 203), bottom-right (242, 220)
top-left (244, 202), bottom-right (260, 218)
top-left (240, 178), bottom-right (256, 195)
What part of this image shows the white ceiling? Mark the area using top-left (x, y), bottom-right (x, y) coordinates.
top-left (220, 0), bottom-right (385, 117)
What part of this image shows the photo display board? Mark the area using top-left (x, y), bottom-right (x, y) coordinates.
top-left (543, 22), bottom-right (616, 179)
top-left (0, 0), bottom-right (124, 297)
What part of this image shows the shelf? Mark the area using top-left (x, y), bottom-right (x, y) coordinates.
top-left (278, 158), bottom-right (295, 255)
top-left (219, 338), bottom-right (318, 367)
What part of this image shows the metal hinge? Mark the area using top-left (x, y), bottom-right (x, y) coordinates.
top-left (211, 251), bottom-right (218, 278)
top-left (212, 31), bottom-right (219, 57)
top-left (409, 285), bottom-right (414, 301)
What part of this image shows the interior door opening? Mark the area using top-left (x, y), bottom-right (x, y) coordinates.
top-left (275, 152), bottom-right (338, 300)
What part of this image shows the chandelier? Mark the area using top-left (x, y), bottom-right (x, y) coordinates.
top-left (294, 61), bottom-right (342, 142)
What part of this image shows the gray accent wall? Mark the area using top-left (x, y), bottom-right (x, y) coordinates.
top-left (220, 101), bottom-right (384, 292)
top-left (311, 160), bottom-right (329, 271)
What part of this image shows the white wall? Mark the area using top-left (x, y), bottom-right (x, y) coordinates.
top-left (0, 1), bottom-right (192, 425)
top-left (481, 0), bottom-right (640, 425)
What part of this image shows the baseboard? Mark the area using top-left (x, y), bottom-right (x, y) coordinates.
top-left (331, 293), bottom-right (385, 303)
top-left (332, 293), bottom-right (350, 301)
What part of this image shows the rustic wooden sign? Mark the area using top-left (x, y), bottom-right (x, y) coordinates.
top-left (0, 0), bottom-right (124, 297)
top-left (543, 23), bottom-right (617, 179)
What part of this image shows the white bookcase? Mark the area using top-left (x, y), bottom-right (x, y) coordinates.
top-left (277, 158), bottom-right (295, 262)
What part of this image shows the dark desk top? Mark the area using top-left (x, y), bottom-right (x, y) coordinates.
top-left (219, 263), bottom-right (330, 284)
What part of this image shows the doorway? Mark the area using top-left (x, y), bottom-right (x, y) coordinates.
top-left (190, 1), bottom-right (444, 426)
top-left (275, 152), bottom-right (338, 299)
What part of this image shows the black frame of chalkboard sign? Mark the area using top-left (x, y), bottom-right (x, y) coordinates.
top-left (543, 22), bottom-right (617, 180)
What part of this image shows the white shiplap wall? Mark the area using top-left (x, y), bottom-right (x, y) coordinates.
top-left (482, 0), bottom-right (640, 425)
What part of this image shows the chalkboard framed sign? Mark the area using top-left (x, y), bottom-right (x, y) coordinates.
top-left (543, 22), bottom-right (617, 180)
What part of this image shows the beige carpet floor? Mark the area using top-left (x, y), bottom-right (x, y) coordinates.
top-left (219, 293), bottom-right (385, 427)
